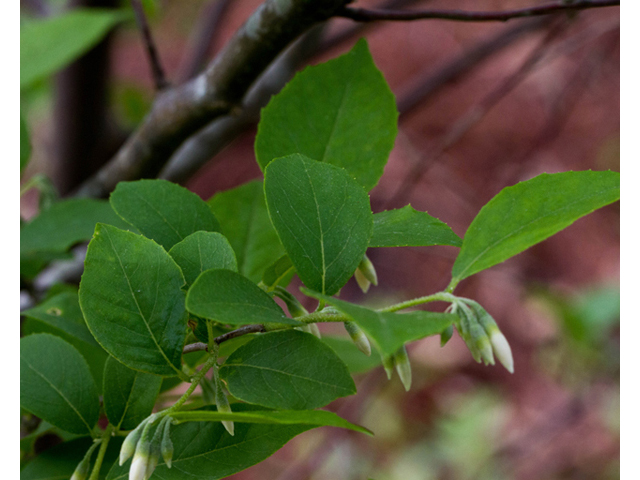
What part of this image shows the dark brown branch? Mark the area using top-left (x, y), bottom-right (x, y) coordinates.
top-left (75, 0), bottom-right (351, 198)
top-left (178, 0), bottom-right (233, 82)
top-left (183, 324), bottom-right (266, 353)
top-left (337, 0), bottom-right (619, 23)
top-left (130, 0), bottom-right (169, 90)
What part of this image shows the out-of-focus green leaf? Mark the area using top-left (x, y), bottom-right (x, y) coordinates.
top-left (20, 114), bottom-right (31, 172)
top-left (21, 8), bottom-right (129, 89)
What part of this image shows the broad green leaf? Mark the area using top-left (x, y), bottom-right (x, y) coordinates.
top-left (452, 171), bottom-right (620, 283)
top-left (20, 8), bottom-right (129, 89)
top-left (21, 291), bottom-right (108, 386)
top-left (186, 269), bottom-right (300, 326)
top-left (21, 436), bottom-right (122, 480)
top-left (371, 205), bottom-right (462, 247)
top-left (20, 198), bottom-right (131, 255)
top-left (20, 334), bottom-right (100, 435)
top-left (322, 336), bottom-right (383, 374)
top-left (220, 330), bottom-right (356, 410)
top-left (261, 254), bottom-right (295, 291)
top-left (208, 180), bottom-right (284, 282)
top-left (21, 114), bottom-right (31, 172)
top-left (110, 179), bottom-right (221, 250)
top-left (302, 289), bottom-right (456, 357)
top-left (20, 250), bottom-right (72, 281)
top-left (106, 405), bottom-right (312, 480)
top-left (255, 39), bottom-right (398, 192)
top-left (79, 224), bottom-right (187, 376)
top-left (168, 231), bottom-right (237, 287)
top-left (264, 154), bottom-right (373, 295)
top-left (170, 409), bottom-right (371, 435)
top-left (102, 356), bottom-right (163, 430)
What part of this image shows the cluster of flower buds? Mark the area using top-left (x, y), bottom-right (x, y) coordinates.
top-left (70, 438), bottom-right (102, 480)
top-left (381, 345), bottom-right (412, 391)
top-left (451, 299), bottom-right (514, 373)
top-left (120, 414), bottom-right (174, 480)
top-left (355, 254), bottom-right (378, 293)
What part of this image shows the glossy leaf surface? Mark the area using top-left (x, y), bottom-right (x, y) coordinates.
top-left (103, 356), bottom-right (163, 430)
top-left (264, 154), bottom-right (373, 295)
top-left (370, 205), bottom-right (462, 247)
top-left (208, 180), bottom-right (284, 282)
top-left (220, 330), bottom-right (356, 410)
top-left (79, 224), bottom-right (187, 376)
top-left (255, 39), bottom-right (398, 191)
top-left (110, 179), bottom-right (221, 250)
top-left (168, 231), bottom-right (237, 287)
top-left (20, 334), bottom-right (100, 435)
top-left (452, 171), bottom-right (620, 282)
top-left (186, 269), bottom-right (300, 326)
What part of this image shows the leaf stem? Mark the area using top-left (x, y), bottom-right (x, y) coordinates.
top-left (162, 354), bottom-right (218, 416)
top-left (378, 292), bottom-right (457, 313)
top-left (88, 424), bottom-right (114, 480)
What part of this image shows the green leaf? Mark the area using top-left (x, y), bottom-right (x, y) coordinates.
top-left (102, 356), bottom-right (163, 430)
top-left (21, 291), bottom-right (108, 387)
top-left (220, 330), bottom-right (356, 410)
top-left (168, 231), bottom-right (237, 287)
top-left (21, 114), bottom-right (31, 172)
top-left (110, 179), bottom-right (221, 251)
top-left (321, 336), bottom-right (383, 374)
top-left (264, 154), bottom-right (373, 295)
top-left (20, 8), bottom-right (129, 89)
top-left (170, 409), bottom-right (371, 435)
top-left (302, 289), bottom-right (456, 357)
top-left (20, 334), bottom-right (100, 435)
top-left (208, 180), bottom-right (284, 282)
top-left (20, 198), bottom-right (132, 256)
top-left (21, 436), bottom-right (122, 480)
top-left (261, 254), bottom-right (295, 291)
top-left (79, 224), bottom-right (187, 376)
top-left (255, 38), bottom-right (398, 192)
top-left (106, 405), bottom-right (312, 480)
top-left (370, 205), bottom-right (462, 247)
top-left (186, 269), bottom-right (300, 326)
top-left (452, 171), bottom-right (620, 283)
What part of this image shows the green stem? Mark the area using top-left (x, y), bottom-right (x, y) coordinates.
top-left (299, 311), bottom-right (349, 324)
top-left (378, 292), bottom-right (457, 313)
top-left (88, 424), bottom-right (114, 480)
top-left (161, 354), bottom-right (218, 416)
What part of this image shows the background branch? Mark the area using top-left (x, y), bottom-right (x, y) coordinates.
top-left (338, 0), bottom-right (619, 23)
top-left (130, 0), bottom-right (168, 90)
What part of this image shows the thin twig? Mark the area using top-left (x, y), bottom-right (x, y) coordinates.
top-left (130, 0), bottom-right (169, 90)
top-left (337, 0), bottom-right (619, 23)
top-left (183, 324), bottom-right (267, 353)
top-left (178, 0), bottom-right (233, 82)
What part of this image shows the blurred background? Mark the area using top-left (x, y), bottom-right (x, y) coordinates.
top-left (20, 1), bottom-right (620, 479)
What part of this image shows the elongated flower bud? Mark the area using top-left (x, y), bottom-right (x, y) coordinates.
top-left (464, 299), bottom-right (514, 373)
top-left (354, 268), bottom-right (371, 293)
top-left (358, 254), bottom-right (378, 286)
top-left (214, 366), bottom-right (234, 436)
top-left (120, 421), bottom-right (146, 466)
top-left (161, 417), bottom-right (174, 468)
top-left (382, 354), bottom-right (394, 380)
top-left (455, 303), bottom-right (482, 363)
top-left (308, 322), bottom-right (322, 339)
top-left (489, 329), bottom-right (514, 373)
top-left (71, 439), bottom-right (100, 480)
top-left (344, 321), bottom-right (371, 356)
top-left (200, 377), bottom-right (216, 405)
top-left (129, 416), bottom-right (156, 480)
top-left (393, 345), bottom-right (412, 391)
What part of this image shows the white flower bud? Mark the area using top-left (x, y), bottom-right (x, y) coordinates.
top-left (393, 345), bottom-right (412, 392)
top-left (382, 355), bottom-right (394, 380)
top-left (70, 457), bottom-right (90, 480)
top-left (129, 452), bottom-right (148, 480)
top-left (344, 321), bottom-right (371, 356)
top-left (214, 367), bottom-right (235, 436)
top-left (489, 330), bottom-right (514, 373)
top-left (358, 254), bottom-right (378, 286)
top-left (161, 418), bottom-right (174, 469)
top-left (120, 422), bottom-right (144, 466)
top-left (308, 322), bottom-right (322, 339)
top-left (354, 268), bottom-right (371, 293)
